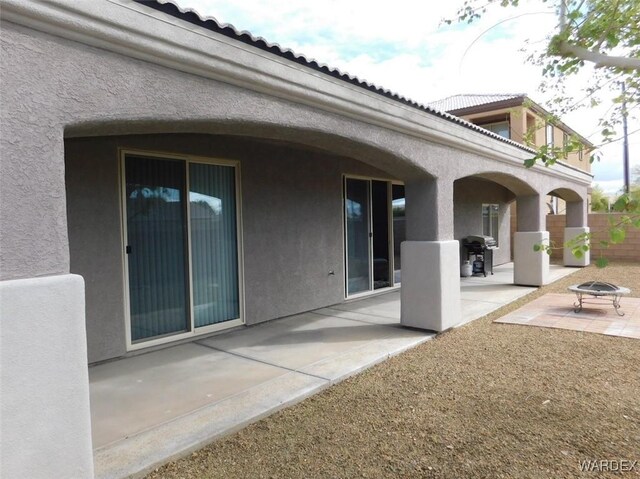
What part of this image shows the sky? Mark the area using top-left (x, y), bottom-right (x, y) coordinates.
top-left (179, 0), bottom-right (638, 195)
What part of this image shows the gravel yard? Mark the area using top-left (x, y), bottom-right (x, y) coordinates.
top-left (148, 262), bottom-right (640, 479)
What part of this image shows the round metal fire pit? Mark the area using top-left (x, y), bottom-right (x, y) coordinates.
top-left (568, 281), bottom-right (631, 316)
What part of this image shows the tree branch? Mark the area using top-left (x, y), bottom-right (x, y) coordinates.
top-left (555, 40), bottom-right (640, 70)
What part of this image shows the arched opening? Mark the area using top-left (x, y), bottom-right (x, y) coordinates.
top-left (545, 187), bottom-right (589, 267)
top-left (64, 128), bottom-right (432, 365)
top-left (453, 172), bottom-right (534, 269)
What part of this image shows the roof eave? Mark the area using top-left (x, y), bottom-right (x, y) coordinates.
top-left (447, 96), bottom-right (526, 117)
top-left (0, 0), bottom-right (592, 186)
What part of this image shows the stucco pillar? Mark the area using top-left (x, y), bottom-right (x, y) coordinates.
top-left (0, 116), bottom-right (94, 476)
top-left (0, 275), bottom-right (95, 479)
top-left (564, 199), bottom-right (590, 267)
top-left (401, 177), bottom-right (461, 331)
top-left (514, 194), bottom-right (549, 286)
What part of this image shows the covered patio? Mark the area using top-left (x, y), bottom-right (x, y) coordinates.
top-left (0, 3), bottom-right (594, 478)
top-left (91, 263), bottom-right (577, 479)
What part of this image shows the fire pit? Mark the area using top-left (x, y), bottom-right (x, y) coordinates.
top-left (568, 281), bottom-right (631, 316)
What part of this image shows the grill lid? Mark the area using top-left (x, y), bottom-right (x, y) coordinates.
top-left (464, 235), bottom-right (496, 246)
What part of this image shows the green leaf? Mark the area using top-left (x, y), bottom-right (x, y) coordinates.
top-left (612, 196), bottom-right (628, 212)
top-left (596, 257), bottom-right (609, 268)
top-left (581, 245), bottom-right (590, 252)
top-left (599, 240), bottom-right (610, 248)
top-left (524, 158), bottom-right (536, 168)
top-left (610, 228), bottom-right (626, 244)
top-left (573, 249), bottom-right (584, 259)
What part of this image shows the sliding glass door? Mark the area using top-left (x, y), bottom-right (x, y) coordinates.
top-left (392, 184), bottom-right (405, 284)
top-left (344, 177), bottom-right (403, 297)
top-left (189, 162), bottom-right (239, 327)
top-left (345, 178), bottom-right (371, 295)
top-left (124, 153), bottom-right (241, 347)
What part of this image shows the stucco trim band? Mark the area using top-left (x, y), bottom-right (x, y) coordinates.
top-left (0, 0), bottom-right (591, 186)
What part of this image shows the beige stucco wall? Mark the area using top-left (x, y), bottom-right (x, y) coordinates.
top-left (460, 106), bottom-right (592, 174)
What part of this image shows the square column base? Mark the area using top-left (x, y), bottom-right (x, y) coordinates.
top-left (514, 231), bottom-right (550, 286)
top-left (564, 227), bottom-right (590, 267)
top-left (0, 274), bottom-right (94, 479)
top-left (400, 241), bottom-right (461, 331)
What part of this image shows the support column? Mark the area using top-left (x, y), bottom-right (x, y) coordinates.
top-left (514, 194), bottom-right (549, 286)
top-left (401, 177), bottom-right (461, 331)
top-left (564, 199), bottom-right (590, 267)
top-left (0, 275), bottom-right (94, 479)
top-left (1, 120), bottom-right (94, 477)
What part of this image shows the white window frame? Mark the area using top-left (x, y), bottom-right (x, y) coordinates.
top-left (119, 149), bottom-right (245, 352)
top-left (478, 120), bottom-right (510, 139)
top-left (482, 203), bottom-right (500, 247)
top-left (546, 123), bottom-right (555, 148)
top-left (342, 174), bottom-right (403, 300)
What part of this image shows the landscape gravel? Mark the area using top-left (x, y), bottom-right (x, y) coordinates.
top-left (147, 262), bottom-right (640, 479)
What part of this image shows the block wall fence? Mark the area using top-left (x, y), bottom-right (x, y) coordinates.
top-left (546, 213), bottom-right (640, 262)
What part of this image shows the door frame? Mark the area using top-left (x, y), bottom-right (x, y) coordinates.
top-left (119, 148), bottom-right (245, 352)
top-left (342, 174), bottom-right (403, 300)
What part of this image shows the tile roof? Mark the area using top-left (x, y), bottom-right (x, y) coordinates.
top-left (427, 94), bottom-right (526, 113)
top-left (133, 0), bottom-right (535, 152)
top-left (428, 93), bottom-right (595, 147)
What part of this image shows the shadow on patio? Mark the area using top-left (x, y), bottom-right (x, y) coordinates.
top-left (91, 263), bottom-right (578, 479)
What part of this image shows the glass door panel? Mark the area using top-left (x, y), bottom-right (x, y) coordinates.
top-left (125, 156), bottom-right (190, 341)
top-left (392, 184), bottom-right (405, 284)
top-left (345, 178), bottom-right (371, 295)
top-left (189, 162), bottom-right (240, 327)
top-left (372, 181), bottom-right (390, 289)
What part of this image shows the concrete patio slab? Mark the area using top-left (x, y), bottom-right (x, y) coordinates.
top-left (90, 343), bottom-right (291, 449)
top-left (197, 310), bottom-right (423, 372)
top-left (456, 263), bottom-right (577, 326)
top-left (313, 306), bottom-right (399, 325)
top-left (91, 262), bottom-right (581, 479)
top-left (94, 372), bottom-right (327, 479)
top-left (329, 290), bottom-right (401, 320)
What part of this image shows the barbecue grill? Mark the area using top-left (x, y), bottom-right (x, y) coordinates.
top-left (462, 235), bottom-right (497, 277)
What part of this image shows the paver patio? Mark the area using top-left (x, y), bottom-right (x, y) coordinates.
top-left (495, 292), bottom-right (640, 338)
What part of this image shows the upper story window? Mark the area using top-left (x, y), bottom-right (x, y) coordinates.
top-left (478, 121), bottom-right (510, 139)
top-left (546, 123), bottom-right (554, 148)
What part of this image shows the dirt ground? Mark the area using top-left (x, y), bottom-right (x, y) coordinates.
top-left (147, 262), bottom-right (640, 479)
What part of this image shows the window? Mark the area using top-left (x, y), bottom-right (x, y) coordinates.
top-left (546, 123), bottom-right (554, 148)
top-left (482, 204), bottom-right (499, 245)
top-left (478, 121), bottom-right (510, 139)
top-left (563, 132), bottom-right (569, 158)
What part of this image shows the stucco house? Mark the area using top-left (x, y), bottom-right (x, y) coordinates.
top-left (0, 1), bottom-right (592, 478)
top-left (429, 93), bottom-right (595, 215)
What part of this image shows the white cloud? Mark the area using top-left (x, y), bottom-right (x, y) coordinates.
top-left (595, 179), bottom-right (624, 196)
top-left (179, 0), bottom-right (639, 189)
